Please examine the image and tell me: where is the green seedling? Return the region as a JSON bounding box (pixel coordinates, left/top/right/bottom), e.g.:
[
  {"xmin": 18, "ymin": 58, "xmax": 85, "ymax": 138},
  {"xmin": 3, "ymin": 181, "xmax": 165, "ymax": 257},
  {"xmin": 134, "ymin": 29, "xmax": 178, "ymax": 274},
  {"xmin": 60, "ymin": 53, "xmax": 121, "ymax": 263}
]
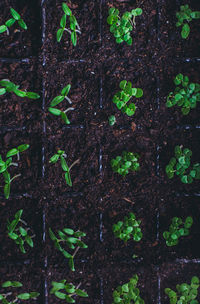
[
  {"xmin": 50, "ymin": 280, "xmax": 88, "ymax": 303},
  {"xmin": 57, "ymin": 2, "xmax": 81, "ymax": 46},
  {"xmin": 7, "ymin": 209, "xmax": 35, "ymax": 254},
  {"xmin": 165, "ymin": 276, "xmax": 199, "ymax": 304},
  {"xmin": 0, "ymin": 80, "xmax": 40, "ymax": 99},
  {"xmin": 113, "ymin": 81, "xmax": 143, "ymax": 116},
  {"xmin": 109, "ymin": 115, "xmax": 116, "ymax": 126},
  {"xmin": 49, "ymin": 227, "xmax": 87, "ymax": 271},
  {"xmin": 49, "ymin": 150, "xmax": 79, "ymax": 187},
  {"xmin": 112, "ymin": 274, "xmax": 144, "ymax": 304},
  {"xmin": 113, "ymin": 212, "xmax": 143, "ymax": 243},
  {"xmin": 163, "ymin": 216, "xmax": 193, "ymax": 247},
  {"xmin": 107, "ymin": 7, "xmax": 143, "ymax": 45},
  {"xmin": 0, "ymin": 281, "xmax": 39, "ymax": 303},
  {"xmin": 111, "ymin": 151, "xmax": 140, "ymax": 176},
  {"xmin": 0, "ymin": 144, "xmax": 29, "ymax": 199},
  {"xmin": 165, "ymin": 145, "xmax": 200, "ymax": 184},
  {"xmin": 176, "ymin": 5, "xmax": 200, "ymax": 39},
  {"xmin": 166, "ymin": 74, "xmax": 200, "ymax": 115},
  {"xmin": 48, "ymin": 84, "xmax": 74, "ymax": 125},
  {"xmin": 0, "ymin": 8, "xmax": 27, "ymax": 35}
]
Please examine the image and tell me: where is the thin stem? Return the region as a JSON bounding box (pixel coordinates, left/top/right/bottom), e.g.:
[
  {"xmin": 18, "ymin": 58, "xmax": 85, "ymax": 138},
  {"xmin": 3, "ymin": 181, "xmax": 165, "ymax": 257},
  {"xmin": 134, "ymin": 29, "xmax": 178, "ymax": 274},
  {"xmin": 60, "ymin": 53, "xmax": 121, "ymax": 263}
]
[
  {"xmin": 69, "ymin": 159, "xmax": 80, "ymax": 171},
  {"xmin": 10, "ymin": 173, "xmax": 21, "ymax": 182},
  {"xmin": 72, "ymin": 246, "xmax": 80, "ymax": 258},
  {"xmin": 19, "ymin": 219, "xmax": 27, "ymax": 226},
  {"xmin": 6, "ymin": 28, "xmax": 9, "ymax": 35},
  {"xmin": 75, "ymin": 29, "xmax": 81, "ymax": 34},
  {"xmin": 64, "ymin": 107, "xmax": 74, "ymax": 113},
  {"xmin": 17, "ymin": 152, "xmax": 20, "ymax": 161},
  {"xmin": 65, "ymin": 96, "xmax": 72, "ymax": 104},
  {"xmin": 64, "ymin": 27, "xmax": 72, "ymax": 34},
  {"xmin": 10, "ymin": 162, "xmax": 18, "ymax": 167}
]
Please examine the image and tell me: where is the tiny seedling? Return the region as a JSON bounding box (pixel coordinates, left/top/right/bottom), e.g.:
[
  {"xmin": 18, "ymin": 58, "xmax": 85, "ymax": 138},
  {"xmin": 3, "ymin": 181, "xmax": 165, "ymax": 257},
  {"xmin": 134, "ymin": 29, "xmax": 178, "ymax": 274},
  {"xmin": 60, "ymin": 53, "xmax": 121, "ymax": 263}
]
[
  {"xmin": 7, "ymin": 209, "xmax": 35, "ymax": 253},
  {"xmin": 0, "ymin": 281, "xmax": 40, "ymax": 303},
  {"xmin": 112, "ymin": 81, "xmax": 143, "ymax": 116},
  {"xmin": 111, "ymin": 151, "xmax": 140, "ymax": 176},
  {"xmin": 113, "ymin": 212, "xmax": 143, "ymax": 242},
  {"xmin": 49, "ymin": 150, "xmax": 79, "ymax": 187},
  {"xmin": 0, "ymin": 79, "xmax": 40, "ymax": 99},
  {"xmin": 49, "ymin": 227, "xmax": 87, "ymax": 271},
  {"xmin": 165, "ymin": 276, "xmax": 199, "ymax": 304},
  {"xmin": 165, "ymin": 145, "xmax": 200, "ymax": 184},
  {"xmin": 48, "ymin": 84, "xmax": 74, "ymax": 125},
  {"xmin": 108, "ymin": 115, "xmax": 116, "ymax": 126},
  {"xmin": 112, "ymin": 274, "xmax": 144, "ymax": 304},
  {"xmin": 163, "ymin": 216, "xmax": 193, "ymax": 246},
  {"xmin": 176, "ymin": 5, "xmax": 200, "ymax": 39},
  {"xmin": 0, "ymin": 8, "xmax": 27, "ymax": 35},
  {"xmin": 0, "ymin": 144, "xmax": 29, "ymax": 199},
  {"xmin": 166, "ymin": 74, "xmax": 200, "ymax": 115},
  {"xmin": 107, "ymin": 7, "xmax": 143, "ymax": 45},
  {"xmin": 50, "ymin": 280, "xmax": 88, "ymax": 303},
  {"xmin": 57, "ymin": 2, "xmax": 81, "ymax": 46}
]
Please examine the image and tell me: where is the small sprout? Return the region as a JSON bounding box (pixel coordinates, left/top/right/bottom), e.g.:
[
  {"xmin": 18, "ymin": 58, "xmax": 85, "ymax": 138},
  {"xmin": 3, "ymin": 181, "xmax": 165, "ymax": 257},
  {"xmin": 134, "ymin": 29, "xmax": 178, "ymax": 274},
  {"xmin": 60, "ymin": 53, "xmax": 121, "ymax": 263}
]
[
  {"xmin": 0, "ymin": 144, "xmax": 29, "ymax": 199},
  {"xmin": 48, "ymin": 84, "xmax": 74, "ymax": 125},
  {"xmin": 108, "ymin": 115, "xmax": 116, "ymax": 126},
  {"xmin": 0, "ymin": 281, "xmax": 39, "ymax": 303},
  {"xmin": 165, "ymin": 276, "xmax": 199, "ymax": 304},
  {"xmin": 176, "ymin": 5, "xmax": 200, "ymax": 39},
  {"xmin": 49, "ymin": 150, "xmax": 79, "ymax": 187},
  {"xmin": 107, "ymin": 7, "xmax": 143, "ymax": 45},
  {"xmin": 49, "ymin": 227, "xmax": 87, "ymax": 271},
  {"xmin": 113, "ymin": 212, "xmax": 143, "ymax": 243},
  {"xmin": 7, "ymin": 209, "xmax": 35, "ymax": 253},
  {"xmin": 166, "ymin": 73, "xmax": 200, "ymax": 115},
  {"xmin": 112, "ymin": 81, "xmax": 143, "ymax": 117},
  {"xmin": 57, "ymin": 2, "xmax": 81, "ymax": 46},
  {"xmin": 0, "ymin": 8, "xmax": 27, "ymax": 35},
  {"xmin": 163, "ymin": 216, "xmax": 193, "ymax": 246},
  {"xmin": 165, "ymin": 145, "xmax": 200, "ymax": 184},
  {"xmin": 0, "ymin": 79, "xmax": 40, "ymax": 99},
  {"xmin": 50, "ymin": 280, "xmax": 88, "ymax": 303},
  {"xmin": 112, "ymin": 274, "xmax": 144, "ymax": 304},
  {"xmin": 111, "ymin": 151, "xmax": 140, "ymax": 176}
]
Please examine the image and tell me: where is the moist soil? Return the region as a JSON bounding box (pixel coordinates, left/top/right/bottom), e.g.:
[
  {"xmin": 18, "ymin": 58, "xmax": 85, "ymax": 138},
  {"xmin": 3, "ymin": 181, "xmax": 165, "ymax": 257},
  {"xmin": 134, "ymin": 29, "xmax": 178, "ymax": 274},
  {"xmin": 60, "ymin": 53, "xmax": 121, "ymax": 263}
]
[{"xmin": 0, "ymin": 0, "xmax": 200, "ymax": 303}]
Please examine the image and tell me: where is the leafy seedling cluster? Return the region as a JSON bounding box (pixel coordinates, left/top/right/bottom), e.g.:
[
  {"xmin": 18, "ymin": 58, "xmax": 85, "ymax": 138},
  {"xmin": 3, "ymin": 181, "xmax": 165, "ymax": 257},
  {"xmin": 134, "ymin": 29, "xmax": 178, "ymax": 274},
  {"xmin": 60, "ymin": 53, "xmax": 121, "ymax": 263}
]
[
  {"xmin": 7, "ymin": 209, "xmax": 34, "ymax": 253},
  {"xmin": 107, "ymin": 7, "xmax": 143, "ymax": 45},
  {"xmin": 0, "ymin": 8, "xmax": 27, "ymax": 35},
  {"xmin": 0, "ymin": 281, "xmax": 40, "ymax": 303},
  {"xmin": 166, "ymin": 145, "xmax": 200, "ymax": 184},
  {"xmin": 48, "ymin": 84, "xmax": 74, "ymax": 125},
  {"xmin": 57, "ymin": 2, "xmax": 81, "ymax": 46},
  {"xmin": 111, "ymin": 151, "xmax": 140, "ymax": 176},
  {"xmin": 113, "ymin": 212, "xmax": 143, "ymax": 243},
  {"xmin": 0, "ymin": 80, "xmax": 40, "ymax": 99},
  {"xmin": 163, "ymin": 216, "xmax": 193, "ymax": 247},
  {"xmin": 50, "ymin": 280, "xmax": 88, "ymax": 303},
  {"xmin": 49, "ymin": 227, "xmax": 87, "ymax": 271},
  {"xmin": 112, "ymin": 81, "xmax": 143, "ymax": 116},
  {"xmin": 176, "ymin": 5, "xmax": 200, "ymax": 39},
  {"xmin": 165, "ymin": 276, "xmax": 199, "ymax": 304},
  {"xmin": 166, "ymin": 74, "xmax": 200, "ymax": 115},
  {"xmin": 112, "ymin": 274, "xmax": 144, "ymax": 304},
  {"xmin": 0, "ymin": 144, "xmax": 29, "ymax": 199}
]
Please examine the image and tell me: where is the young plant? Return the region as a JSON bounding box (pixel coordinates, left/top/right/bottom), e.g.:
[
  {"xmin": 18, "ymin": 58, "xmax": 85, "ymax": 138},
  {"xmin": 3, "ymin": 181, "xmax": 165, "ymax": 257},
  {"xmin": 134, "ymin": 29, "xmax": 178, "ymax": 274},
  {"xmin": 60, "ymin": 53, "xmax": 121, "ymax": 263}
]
[
  {"xmin": 0, "ymin": 144, "xmax": 29, "ymax": 199},
  {"xmin": 50, "ymin": 280, "xmax": 88, "ymax": 303},
  {"xmin": 57, "ymin": 3, "xmax": 81, "ymax": 46},
  {"xmin": 7, "ymin": 209, "xmax": 34, "ymax": 254},
  {"xmin": 49, "ymin": 227, "xmax": 87, "ymax": 271},
  {"xmin": 165, "ymin": 145, "xmax": 200, "ymax": 184},
  {"xmin": 112, "ymin": 274, "xmax": 144, "ymax": 304},
  {"xmin": 0, "ymin": 80, "xmax": 40, "ymax": 99},
  {"xmin": 0, "ymin": 8, "xmax": 27, "ymax": 35},
  {"xmin": 113, "ymin": 212, "xmax": 143, "ymax": 243},
  {"xmin": 107, "ymin": 7, "xmax": 143, "ymax": 45},
  {"xmin": 111, "ymin": 151, "xmax": 140, "ymax": 176},
  {"xmin": 165, "ymin": 276, "xmax": 199, "ymax": 304},
  {"xmin": 0, "ymin": 281, "xmax": 39, "ymax": 303},
  {"xmin": 48, "ymin": 84, "xmax": 74, "ymax": 125},
  {"xmin": 108, "ymin": 115, "xmax": 116, "ymax": 126},
  {"xmin": 163, "ymin": 216, "xmax": 193, "ymax": 247},
  {"xmin": 166, "ymin": 74, "xmax": 200, "ymax": 115},
  {"xmin": 112, "ymin": 81, "xmax": 143, "ymax": 116},
  {"xmin": 49, "ymin": 150, "xmax": 79, "ymax": 187},
  {"xmin": 176, "ymin": 5, "xmax": 200, "ymax": 39}
]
